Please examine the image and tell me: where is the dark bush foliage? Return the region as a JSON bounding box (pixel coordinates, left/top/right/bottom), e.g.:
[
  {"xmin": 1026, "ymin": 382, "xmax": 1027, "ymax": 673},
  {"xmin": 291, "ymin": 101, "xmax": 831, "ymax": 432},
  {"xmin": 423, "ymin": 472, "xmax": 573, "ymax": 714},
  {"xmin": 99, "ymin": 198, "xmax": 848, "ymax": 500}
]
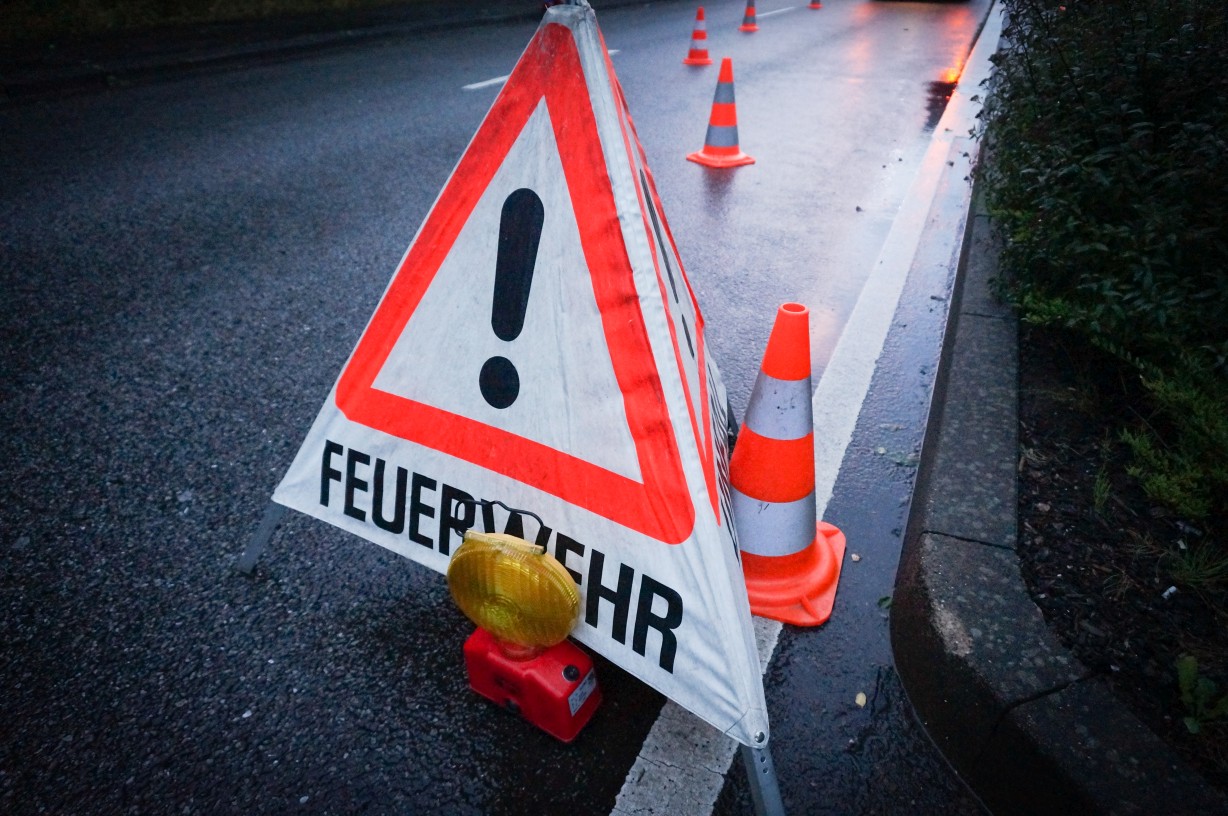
[{"xmin": 979, "ymin": 0, "xmax": 1228, "ymax": 528}]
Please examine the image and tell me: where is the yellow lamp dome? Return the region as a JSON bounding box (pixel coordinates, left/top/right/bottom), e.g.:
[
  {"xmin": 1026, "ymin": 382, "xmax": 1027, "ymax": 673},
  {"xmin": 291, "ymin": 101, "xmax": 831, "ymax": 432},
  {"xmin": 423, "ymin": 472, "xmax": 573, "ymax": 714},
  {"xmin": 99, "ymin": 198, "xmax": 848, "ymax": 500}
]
[{"xmin": 447, "ymin": 530, "xmax": 580, "ymax": 649}]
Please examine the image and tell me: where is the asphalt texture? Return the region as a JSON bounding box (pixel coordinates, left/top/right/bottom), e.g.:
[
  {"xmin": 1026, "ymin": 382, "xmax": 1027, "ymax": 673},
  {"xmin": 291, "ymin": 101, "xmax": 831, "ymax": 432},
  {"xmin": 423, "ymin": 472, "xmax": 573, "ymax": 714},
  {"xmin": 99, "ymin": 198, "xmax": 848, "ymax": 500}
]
[
  {"xmin": 0, "ymin": 1, "xmax": 556, "ymax": 101},
  {"xmin": 6, "ymin": 1, "xmax": 1223, "ymax": 814},
  {"xmin": 2, "ymin": 5, "xmax": 667, "ymax": 814}
]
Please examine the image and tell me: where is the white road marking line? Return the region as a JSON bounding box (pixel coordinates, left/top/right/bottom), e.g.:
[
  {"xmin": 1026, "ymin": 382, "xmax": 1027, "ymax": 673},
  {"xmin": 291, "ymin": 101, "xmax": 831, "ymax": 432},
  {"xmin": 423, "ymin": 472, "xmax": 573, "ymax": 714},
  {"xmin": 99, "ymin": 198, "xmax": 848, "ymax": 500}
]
[
  {"xmin": 463, "ymin": 51, "xmax": 617, "ymax": 91},
  {"xmin": 612, "ymin": 616, "xmax": 781, "ymax": 816},
  {"xmin": 463, "ymin": 75, "xmax": 510, "ymax": 91},
  {"xmin": 814, "ymin": 0, "xmax": 1002, "ymax": 519},
  {"xmin": 611, "ymin": 3, "xmax": 1004, "ymax": 814},
  {"xmin": 756, "ymin": 7, "xmax": 798, "ymax": 18}
]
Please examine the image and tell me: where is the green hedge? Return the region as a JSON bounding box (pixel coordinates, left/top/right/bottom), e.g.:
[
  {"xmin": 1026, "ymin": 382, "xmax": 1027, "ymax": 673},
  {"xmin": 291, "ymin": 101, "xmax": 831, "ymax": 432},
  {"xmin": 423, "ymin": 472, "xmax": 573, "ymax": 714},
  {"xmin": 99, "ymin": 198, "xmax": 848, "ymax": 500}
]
[{"xmin": 979, "ymin": 0, "xmax": 1228, "ymax": 527}]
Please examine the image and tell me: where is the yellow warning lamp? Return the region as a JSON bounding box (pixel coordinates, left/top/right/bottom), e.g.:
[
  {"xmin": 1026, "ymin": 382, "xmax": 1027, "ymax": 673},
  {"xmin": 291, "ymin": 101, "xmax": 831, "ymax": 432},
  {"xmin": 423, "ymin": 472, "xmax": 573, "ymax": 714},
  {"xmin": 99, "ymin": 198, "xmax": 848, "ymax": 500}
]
[
  {"xmin": 449, "ymin": 531, "xmax": 579, "ymax": 654},
  {"xmin": 447, "ymin": 530, "xmax": 602, "ymax": 742}
]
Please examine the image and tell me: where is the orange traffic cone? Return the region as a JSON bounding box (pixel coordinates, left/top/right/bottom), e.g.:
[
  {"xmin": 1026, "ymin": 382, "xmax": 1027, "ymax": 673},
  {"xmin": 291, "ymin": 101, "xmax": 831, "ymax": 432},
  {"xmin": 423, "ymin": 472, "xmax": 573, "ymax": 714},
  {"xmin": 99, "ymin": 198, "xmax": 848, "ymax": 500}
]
[
  {"xmin": 686, "ymin": 58, "xmax": 755, "ymax": 168},
  {"xmin": 729, "ymin": 303, "xmax": 845, "ymax": 626},
  {"xmin": 683, "ymin": 7, "xmax": 713, "ymax": 66},
  {"xmin": 809, "ymin": 0, "xmax": 822, "ymax": 9},
  {"xmin": 739, "ymin": 0, "xmax": 759, "ymax": 32}
]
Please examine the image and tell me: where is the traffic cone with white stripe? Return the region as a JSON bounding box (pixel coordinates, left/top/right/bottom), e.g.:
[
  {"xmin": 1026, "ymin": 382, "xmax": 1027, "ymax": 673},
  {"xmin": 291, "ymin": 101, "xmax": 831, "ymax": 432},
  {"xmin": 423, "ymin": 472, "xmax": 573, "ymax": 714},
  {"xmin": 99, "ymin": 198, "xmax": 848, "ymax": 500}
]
[
  {"xmin": 739, "ymin": 0, "xmax": 759, "ymax": 32},
  {"xmin": 683, "ymin": 7, "xmax": 713, "ymax": 66},
  {"xmin": 730, "ymin": 303, "xmax": 845, "ymax": 626},
  {"xmin": 686, "ymin": 58, "xmax": 755, "ymax": 169}
]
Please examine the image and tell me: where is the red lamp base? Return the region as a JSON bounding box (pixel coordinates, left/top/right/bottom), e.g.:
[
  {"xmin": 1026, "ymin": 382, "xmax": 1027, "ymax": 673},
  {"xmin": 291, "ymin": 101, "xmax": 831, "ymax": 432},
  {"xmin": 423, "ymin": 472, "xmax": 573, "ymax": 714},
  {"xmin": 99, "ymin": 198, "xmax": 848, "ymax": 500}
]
[{"xmin": 462, "ymin": 627, "xmax": 602, "ymax": 743}]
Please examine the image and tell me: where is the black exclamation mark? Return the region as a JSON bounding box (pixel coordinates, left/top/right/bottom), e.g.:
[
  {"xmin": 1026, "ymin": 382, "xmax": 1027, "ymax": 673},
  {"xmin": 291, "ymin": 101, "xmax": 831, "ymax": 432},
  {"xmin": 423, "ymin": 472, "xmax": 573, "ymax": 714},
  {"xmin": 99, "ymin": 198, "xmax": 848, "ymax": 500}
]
[{"xmin": 480, "ymin": 188, "xmax": 544, "ymax": 409}]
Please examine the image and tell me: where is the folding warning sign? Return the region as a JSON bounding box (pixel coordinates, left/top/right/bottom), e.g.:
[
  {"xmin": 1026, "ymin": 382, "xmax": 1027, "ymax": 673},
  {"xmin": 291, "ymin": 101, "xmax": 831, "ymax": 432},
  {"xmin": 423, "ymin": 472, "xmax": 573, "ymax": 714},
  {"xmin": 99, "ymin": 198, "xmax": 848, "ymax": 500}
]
[{"xmin": 270, "ymin": 2, "xmax": 768, "ymax": 745}]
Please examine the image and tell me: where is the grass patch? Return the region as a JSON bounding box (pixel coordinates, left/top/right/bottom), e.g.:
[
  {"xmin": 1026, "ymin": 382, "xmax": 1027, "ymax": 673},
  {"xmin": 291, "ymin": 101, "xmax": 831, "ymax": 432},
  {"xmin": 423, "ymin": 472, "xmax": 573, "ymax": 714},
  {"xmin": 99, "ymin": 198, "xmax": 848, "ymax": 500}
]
[
  {"xmin": 1179, "ymin": 654, "xmax": 1228, "ymax": 735},
  {"xmin": 1169, "ymin": 543, "xmax": 1228, "ymax": 591}
]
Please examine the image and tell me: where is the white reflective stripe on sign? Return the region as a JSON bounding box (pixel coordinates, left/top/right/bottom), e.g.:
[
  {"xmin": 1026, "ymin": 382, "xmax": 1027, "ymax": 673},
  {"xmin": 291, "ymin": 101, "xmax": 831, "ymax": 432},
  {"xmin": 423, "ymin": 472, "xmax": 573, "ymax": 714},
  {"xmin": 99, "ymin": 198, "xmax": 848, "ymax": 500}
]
[
  {"xmin": 730, "ymin": 487, "xmax": 816, "ymax": 557},
  {"xmin": 742, "ymin": 372, "xmax": 813, "ymax": 441}
]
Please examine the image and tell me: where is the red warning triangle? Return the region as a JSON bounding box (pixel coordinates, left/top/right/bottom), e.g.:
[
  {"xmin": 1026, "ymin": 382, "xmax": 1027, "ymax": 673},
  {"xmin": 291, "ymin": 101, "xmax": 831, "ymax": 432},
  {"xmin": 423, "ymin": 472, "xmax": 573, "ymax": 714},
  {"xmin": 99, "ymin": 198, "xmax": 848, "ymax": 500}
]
[
  {"xmin": 333, "ymin": 21, "xmax": 694, "ymax": 544},
  {"xmin": 608, "ymin": 67, "xmax": 722, "ymax": 522}
]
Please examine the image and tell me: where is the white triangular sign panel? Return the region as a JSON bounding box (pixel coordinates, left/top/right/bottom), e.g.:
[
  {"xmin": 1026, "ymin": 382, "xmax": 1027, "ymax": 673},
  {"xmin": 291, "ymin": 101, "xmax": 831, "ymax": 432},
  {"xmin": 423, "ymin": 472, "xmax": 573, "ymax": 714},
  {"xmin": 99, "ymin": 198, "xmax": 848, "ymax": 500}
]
[{"xmin": 271, "ymin": 3, "xmax": 768, "ymax": 746}]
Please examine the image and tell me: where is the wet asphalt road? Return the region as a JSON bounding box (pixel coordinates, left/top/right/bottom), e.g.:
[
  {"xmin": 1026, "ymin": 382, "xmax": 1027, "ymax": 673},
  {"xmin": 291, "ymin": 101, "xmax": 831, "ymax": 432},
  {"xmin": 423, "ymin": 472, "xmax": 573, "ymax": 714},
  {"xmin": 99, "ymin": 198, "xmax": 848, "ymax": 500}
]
[{"xmin": 3, "ymin": 1, "xmax": 991, "ymax": 813}]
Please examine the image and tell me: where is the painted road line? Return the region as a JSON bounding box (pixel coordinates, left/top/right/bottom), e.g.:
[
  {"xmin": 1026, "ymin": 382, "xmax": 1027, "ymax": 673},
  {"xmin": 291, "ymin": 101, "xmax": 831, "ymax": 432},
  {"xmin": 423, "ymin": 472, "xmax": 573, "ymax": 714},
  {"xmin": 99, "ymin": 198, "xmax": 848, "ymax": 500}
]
[
  {"xmin": 611, "ymin": 617, "xmax": 782, "ymax": 815},
  {"xmin": 814, "ymin": 0, "xmax": 1001, "ymax": 517},
  {"xmin": 464, "ymin": 51, "xmax": 618, "ymax": 91},
  {"xmin": 463, "ymin": 75, "xmax": 509, "ymax": 91},
  {"xmin": 611, "ymin": 2, "xmax": 1003, "ymax": 814},
  {"xmin": 756, "ymin": 7, "xmax": 798, "ymax": 18}
]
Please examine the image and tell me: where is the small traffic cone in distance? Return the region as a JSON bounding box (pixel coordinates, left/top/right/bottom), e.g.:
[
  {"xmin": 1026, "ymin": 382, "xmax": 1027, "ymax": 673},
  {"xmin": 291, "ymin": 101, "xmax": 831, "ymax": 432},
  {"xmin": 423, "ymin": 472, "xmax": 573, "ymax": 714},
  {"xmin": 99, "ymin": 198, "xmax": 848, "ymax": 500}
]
[
  {"xmin": 809, "ymin": 0, "xmax": 822, "ymax": 9},
  {"xmin": 729, "ymin": 303, "xmax": 845, "ymax": 626},
  {"xmin": 739, "ymin": 0, "xmax": 759, "ymax": 32},
  {"xmin": 683, "ymin": 7, "xmax": 713, "ymax": 66},
  {"xmin": 686, "ymin": 58, "xmax": 755, "ymax": 168}
]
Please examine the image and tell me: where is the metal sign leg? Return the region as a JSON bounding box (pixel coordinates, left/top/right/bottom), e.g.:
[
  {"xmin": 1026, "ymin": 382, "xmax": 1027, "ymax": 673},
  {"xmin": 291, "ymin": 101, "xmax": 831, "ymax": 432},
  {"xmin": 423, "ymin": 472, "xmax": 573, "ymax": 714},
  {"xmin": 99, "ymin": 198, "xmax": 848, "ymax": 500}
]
[
  {"xmin": 237, "ymin": 501, "xmax": 287, "ymax": 574},
  {"xmin": 741, "ymin": 741, "xmax": 786, "ymax": 816}
]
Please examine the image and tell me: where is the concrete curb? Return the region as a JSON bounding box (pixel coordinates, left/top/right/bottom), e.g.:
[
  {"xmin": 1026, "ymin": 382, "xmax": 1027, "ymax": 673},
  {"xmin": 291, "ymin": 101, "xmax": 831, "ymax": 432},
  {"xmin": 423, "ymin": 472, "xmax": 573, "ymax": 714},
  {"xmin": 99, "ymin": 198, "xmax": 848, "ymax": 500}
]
[{"xmin": 892, "ymin": 186, "xmax": 1228, "ymax": 814}]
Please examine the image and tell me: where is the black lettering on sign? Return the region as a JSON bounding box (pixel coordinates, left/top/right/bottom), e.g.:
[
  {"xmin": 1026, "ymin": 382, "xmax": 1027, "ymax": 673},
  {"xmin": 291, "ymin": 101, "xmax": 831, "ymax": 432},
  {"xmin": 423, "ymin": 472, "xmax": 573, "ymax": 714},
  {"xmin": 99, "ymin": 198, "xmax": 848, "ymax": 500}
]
[
  {"xmin": 580, "ymin": 544, "xmax": 684, "ymax": 673},
  {"xmin": 640, "ymin": 170, "xmax": 694, "ymax": 360},
  {"xmin": 634, "ymin": 576, "xmax": 683, "ymax": 673},
  {"xmin": 585, "ymin": 549, "xmax": 634, "ymax": 645},
  {"xmin": 314, "ymin": 441, "xmax": 688, "ymax": 672},
  {"xmin": 344, "ymin": 448, "xmax": 370, "ymax": 521},
  {"xmin": 438, "ymin": 483, "xmax": 474, "ymax": 556},
  {"xmin": 483, "ymin": 506, "xmax": 552, "ymax": 550},
  {"xmin": 372, "ymin": 459, "xmax": 408, "ymax": 534},
  {"xmin": 408, "ymin": 472, "xmax": 437, "ymax": 548},
  {"xmin": 321, "ymin": 440, "xmax": 344, "ymax": 506},
  {"xmin": 554, "ymin": 533, "xmax": 585, "ymax": 585},
  {"xmin": 479, "ymin": 502, "xmax": 550, "ymax": 550},
  {"xmin": 708, "ymin": 361, "xmax": 739, "ymax": 552}
]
